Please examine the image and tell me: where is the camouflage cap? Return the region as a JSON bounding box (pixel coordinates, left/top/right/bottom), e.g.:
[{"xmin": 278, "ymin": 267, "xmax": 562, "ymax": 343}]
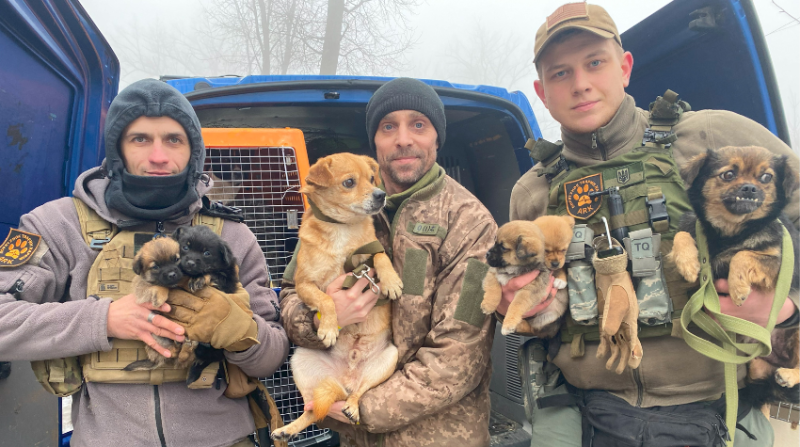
[{"xmin": 533, "ymin": 2, "xmax": 621, "ymax": 63}]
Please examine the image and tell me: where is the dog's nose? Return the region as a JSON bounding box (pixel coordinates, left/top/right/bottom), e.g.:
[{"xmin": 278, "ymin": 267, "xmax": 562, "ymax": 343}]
[
  {"xmin": 739, "ymin": 184, "xmax": 757, "ymax": 194},
  {"xmin": 186, "ymin": 260, "xmax": 196, "ymax": 269},
  {"xmin": 373, "ymin": 190, "xmax": 386, "ymax": 202},
  {"xmin": 167, "ymin": 271, "xmax": 178, "ymax": 281},
  {"xmin": 551, "ymin": 261, "xmax": 560, "ymax": 268}
]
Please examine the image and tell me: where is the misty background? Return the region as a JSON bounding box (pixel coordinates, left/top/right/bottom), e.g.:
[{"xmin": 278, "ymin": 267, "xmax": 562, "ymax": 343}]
[{"xmin": 79, "ymin": 0, "xmax": 800, "ymax": 150}]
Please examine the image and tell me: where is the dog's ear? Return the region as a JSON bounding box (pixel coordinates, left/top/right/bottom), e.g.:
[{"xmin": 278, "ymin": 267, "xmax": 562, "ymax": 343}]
[
  {"xmin": 133, "ymin": 257, "xmax": 144, "ymax": 275},
  {"xmin": 561, "ymin": 215, "xmax": 576, "ymax": 228},
  {"xmin": 365, "ymin": 157, "xmax": 380, "ymax": 176},
  {"xmin": 515, "ymin": 235, "xmax": 539, "ymax": 260},
  {"xmin": 776, "ymin": 155, "xmax": 800, "ymax": 197},
  {"xmin": 305, "ymin": 157, "xmax": 334, "ymax": 188},
  {"xmin": 172, "ymin": 226, "xmax": 185, "ymax": 241},
  {"xmin": 681, "ymin": 149, "xmax": 713, "ymax": 188},
  {"xmin": 219, "ymin": 242, "xmax": 234, "ymax": 268}
]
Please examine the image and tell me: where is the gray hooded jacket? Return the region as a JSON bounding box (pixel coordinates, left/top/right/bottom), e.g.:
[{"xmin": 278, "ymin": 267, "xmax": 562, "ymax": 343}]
[{"xmin": 0, "ymin": 80, "xmax": 289, "ymax": 447}]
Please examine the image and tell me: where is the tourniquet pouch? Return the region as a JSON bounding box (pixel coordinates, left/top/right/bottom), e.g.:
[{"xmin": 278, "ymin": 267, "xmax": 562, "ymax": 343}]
[
  {"xmin": 566, "ymin": 224, "xmax": 598, "ymax": 325},
  {"xmin": 580, "ymin": 390, "xmax": 730, "ymax": 447},
  {"xmin": 624, "ymin": 228, "xmax": 672, "ymax": 326}
]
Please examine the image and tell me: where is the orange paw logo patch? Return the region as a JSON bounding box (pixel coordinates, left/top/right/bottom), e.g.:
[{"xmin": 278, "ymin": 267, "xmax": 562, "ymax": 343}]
[
  {"xmin": 0, "ymin": 229, "xmax": 41, "ymax": 267},
  {"xmin": 565, "ymin": 174, "xmax": 603, "ymax": 219}
]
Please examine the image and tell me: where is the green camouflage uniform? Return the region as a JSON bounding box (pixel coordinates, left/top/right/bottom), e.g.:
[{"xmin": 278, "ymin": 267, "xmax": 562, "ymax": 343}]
[{"xmin": 281, "ymin": 164, "xmax": 497, "ymax": 447}]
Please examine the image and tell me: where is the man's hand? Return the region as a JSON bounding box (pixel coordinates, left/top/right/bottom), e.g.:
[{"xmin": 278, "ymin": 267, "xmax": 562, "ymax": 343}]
[
  {"xmin": 314, "ymin": 273, "xmax": 381, "ymax": 329},
  {"xmin": 107, "ymin": 293, "xmax": 185, "ymax": 358},
  {"xmin": 496, "ymin": 270, "xmax": 556, "ymax": 317},
  {"xmin": 166, "ymin": 285, "xmax": 259, "ymax": 352},
  {"xmin": 303, "ymin": 400, "xmax": 353, "ymax": 424},
  {"xmin": 714, "ymin": 279, "xmax": 796, "ymax": 327}
]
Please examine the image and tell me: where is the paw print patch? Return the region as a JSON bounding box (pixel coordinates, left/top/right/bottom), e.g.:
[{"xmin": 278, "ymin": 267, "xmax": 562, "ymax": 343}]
[
  {"xmin": 0, "ymin": 229, "xmax": 41, "ymax": 267},
  {"xmin": 564, "ymin": 173, "xmax": 603, "ymax": 219}
]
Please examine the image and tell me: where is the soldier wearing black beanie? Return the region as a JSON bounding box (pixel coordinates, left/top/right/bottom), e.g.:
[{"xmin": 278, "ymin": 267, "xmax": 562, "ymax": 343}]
[{"xmin": 365, "ymin": 77, "xmax": 446, "ymax": 152}]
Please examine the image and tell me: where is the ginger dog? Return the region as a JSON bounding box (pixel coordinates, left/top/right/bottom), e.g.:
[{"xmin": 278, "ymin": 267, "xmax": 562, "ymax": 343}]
[
  {"xmin": 272, "ymin": 153, "xmax": 403, "ymax": 440},
  {"xmin": 481, "ymin": 220, "xmax": 553, "ymax": 335}
]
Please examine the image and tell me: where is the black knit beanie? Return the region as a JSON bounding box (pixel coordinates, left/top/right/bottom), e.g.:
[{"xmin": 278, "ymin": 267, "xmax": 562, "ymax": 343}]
[{"xmin": 365, "ymin": 78, "xmax": 446, "ymax": 152}]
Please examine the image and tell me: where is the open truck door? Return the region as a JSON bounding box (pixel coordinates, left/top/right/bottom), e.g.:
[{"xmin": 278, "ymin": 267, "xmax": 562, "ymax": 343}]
[{"xmin": 0, "ymin": 0, "xmax": 118, "ymax": 446}]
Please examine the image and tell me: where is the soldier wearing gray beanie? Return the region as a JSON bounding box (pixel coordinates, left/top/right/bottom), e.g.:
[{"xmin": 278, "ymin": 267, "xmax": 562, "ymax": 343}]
[{"xmin": 365, "ymin": 77, "xmax": 446, "ymax": 152}]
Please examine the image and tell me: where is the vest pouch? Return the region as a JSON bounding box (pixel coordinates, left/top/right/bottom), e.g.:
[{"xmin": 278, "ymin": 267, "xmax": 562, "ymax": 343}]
[
  {"xmin": 567, "ymin": 261, "xmax": 598, "ymax": 325},
  {"xmin": 30, "ymin": 357, "xmax": 83, "ymax": 397},
  {"xmin": 81, "ymin": 339, "xmax": 188, "ymax": 385},
  {"xmin": 624, "ymin": 229, "xmax": 672, "ymax": 326}
]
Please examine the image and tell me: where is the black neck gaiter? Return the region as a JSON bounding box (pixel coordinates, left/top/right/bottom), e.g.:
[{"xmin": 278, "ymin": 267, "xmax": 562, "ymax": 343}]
[{"xmin": 105, "ymin": 168, "xmax": 199, "ymax": 221}]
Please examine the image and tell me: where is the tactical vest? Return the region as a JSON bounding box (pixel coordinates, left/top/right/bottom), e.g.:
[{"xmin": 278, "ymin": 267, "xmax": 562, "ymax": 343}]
[
  {"xmin": 30, "ymin": 198, "xmax": 224, "ymax": 396},
  {"xmin": 532, "ymin": 90, "xmax": 695, "ymax": 357}
]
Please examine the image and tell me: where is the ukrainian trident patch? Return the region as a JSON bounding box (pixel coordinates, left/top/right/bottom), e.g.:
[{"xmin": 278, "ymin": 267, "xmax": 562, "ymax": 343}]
[
  {"xmin": 0, "ymin": 229, "xmax": 41, "ymax": 267},
  {"xmin": 564, "ymin": 173, "xmax": 603, "ymax": 220}
]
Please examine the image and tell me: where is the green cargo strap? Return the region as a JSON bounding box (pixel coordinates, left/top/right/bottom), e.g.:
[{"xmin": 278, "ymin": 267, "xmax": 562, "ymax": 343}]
[
  {"xmin": 342, "ymin": 241, "xmax": 389, "ymax": 306},
  {"xmin": 73, "ymin": 197, "xmax": 117, "ymax": 248},
  {"xmin": 680, "ymin": 221, "xmax": 793, "ymax": 447},
  {"xmin": 609, "ymin": 209, "xmax": 649, "ymax": 230}
]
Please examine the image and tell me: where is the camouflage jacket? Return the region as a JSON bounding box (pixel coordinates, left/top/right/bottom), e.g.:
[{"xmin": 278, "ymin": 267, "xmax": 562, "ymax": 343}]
[
  {"xmin": 509, "ymin": 94, "xmax": 800, "ymax": 408},
  {"xmin": 281, "ymin": 165, "xmax": 498, "ymax": 446}
]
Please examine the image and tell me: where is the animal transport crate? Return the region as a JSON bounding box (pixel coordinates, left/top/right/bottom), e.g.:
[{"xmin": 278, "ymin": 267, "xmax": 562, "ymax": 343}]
[{"xmin": 201, "ymin": 128, "xmax": 334, "ymax": 447}]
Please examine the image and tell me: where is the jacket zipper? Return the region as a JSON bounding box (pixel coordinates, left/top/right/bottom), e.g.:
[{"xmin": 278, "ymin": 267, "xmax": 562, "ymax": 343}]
[
  {"xmin": 153, "ymin": 385, "xmax": 167, "ymax": 447},
  {"xmin": 592, "ymin": 132, "xmax": 607, "ymax": 161},
  {"xmin": 633, "ymin": 368, "xmax": 643, "ymax": 407}
]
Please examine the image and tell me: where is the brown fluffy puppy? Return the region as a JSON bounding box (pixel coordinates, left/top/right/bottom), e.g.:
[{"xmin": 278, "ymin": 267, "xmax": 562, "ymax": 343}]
[
  {"xmin": 272, "ymin": 153, "xmax": 403, "ymax": 440},
  {"xmin": 481, "ymin": 220, "xmax": 553, "ymax": 335},
  {"xmin": 670, "ymin": 145, "xmax": 800, "ymax": 410},
  {"xmin": 125, "ymin": 237, "xmax": 199, "ymax": 371}
]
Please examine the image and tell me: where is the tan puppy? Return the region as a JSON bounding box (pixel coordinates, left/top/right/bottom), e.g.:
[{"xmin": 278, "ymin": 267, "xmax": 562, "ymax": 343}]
[
  {"xmin": 480, "ymin": 220, "xmax": 553, "ymax": 335},
  {"xmin": 272, "ymin": 153, "xmax": 403, "ymax": 440}
]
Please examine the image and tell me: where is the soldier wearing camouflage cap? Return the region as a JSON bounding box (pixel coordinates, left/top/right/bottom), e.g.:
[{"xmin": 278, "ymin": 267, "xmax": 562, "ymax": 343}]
[
  {"xmin": 499, "ymin": 3, "xmax": 799, "ymax": 447},
  {"xmin": 280, "ymin": 77, "xmax": 498, "ymax": 446}
]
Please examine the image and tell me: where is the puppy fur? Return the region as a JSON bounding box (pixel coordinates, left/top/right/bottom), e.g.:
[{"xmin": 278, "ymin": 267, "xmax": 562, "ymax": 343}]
[
  {"xmin": 174, "ymin": 225, "xmax": 239, "ymax": 294},
  {"xmin": 481, "ymin": 220, "xmax": 554, "ymax": 336},
  {"xmin": 671, "ymin": 145, "xmax": 800, "ymax": 411},
  {"xmin": 272, "ymin": 153, "xmax": 403, "ymax": 440}
]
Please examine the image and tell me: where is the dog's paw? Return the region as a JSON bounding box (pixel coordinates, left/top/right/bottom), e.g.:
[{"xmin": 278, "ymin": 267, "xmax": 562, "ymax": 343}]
[
  {"xmin": 381, "ymin": 273, "xmax": 404, "ymax": 300},
  {"xmin": 553, "ymin": 278, "xmax": 567, "ymax": 290},
  {"xmin": 501, "ymin": 320, "xmax": 519, "ymax": 336},
  {"xmin": 775, "ymin": 368, "xmax": 799, "ymax": 387},
  {"xmin": 342, "ymin": 402, "xmax": 360, "ymax": 424},
  {"xmin": 188, "ymin": 276, "xmax": 208, "ymax": 293},
  {"xmin": 271, "ymin": 427, "xmax": 295, "ymax": 442},
  {"xmin": 480, "ymin": 299, "xmax": 499, "ymax": 315},
  {"xmin": 317, "ymin": 325, "xmax": 339, "ymax": 348},
  {"xmin": 727, "ymin": 278, "xmax": 750, "ymax": 306}
]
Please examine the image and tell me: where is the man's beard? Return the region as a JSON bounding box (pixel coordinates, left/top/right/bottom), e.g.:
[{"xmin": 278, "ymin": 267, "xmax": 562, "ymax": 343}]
[{"xmin": 382, "ymin": 148, "xmax": 430, "ymax": 188}]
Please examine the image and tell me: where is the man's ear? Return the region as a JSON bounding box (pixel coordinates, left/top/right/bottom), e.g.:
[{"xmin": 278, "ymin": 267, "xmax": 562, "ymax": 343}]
[
  {"xmin": 534, "ymin": 80, "xmax": 548, "ymax": 109},
  {"xmin": 305, "ymin": 157, "xmax": 334, "ymax": 187},
  {"xmin": 621, "ymin": 51, "xmax": 634, "ymax": 88},
  {"xmin": 680, "ymin": 150, "xmax": 712, "ymax": 188}
]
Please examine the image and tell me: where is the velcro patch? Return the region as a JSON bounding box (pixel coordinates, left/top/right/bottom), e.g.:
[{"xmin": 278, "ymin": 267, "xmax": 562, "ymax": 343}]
[
  {"xmin": 547, "ymin": 2, "xmax": 589, "ymax": 30},
  {"xmin": 408, "ymin": 222, "xmax": 447, "ymax": 239},
  {"xmin": 0, "ymin": 229, "xmax": 42, "ymax": 268},
  {"xmin": 454, "ymin": 258, "xmax": 490, "ymax": 327},
  {"xmin": 564, "ymin": 173, "xmax": 603, "ymax": 220}
]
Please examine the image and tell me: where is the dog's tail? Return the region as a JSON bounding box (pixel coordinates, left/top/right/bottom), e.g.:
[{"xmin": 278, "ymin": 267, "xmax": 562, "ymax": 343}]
[
  {"xmin": 312, "ymin": 377, "xmax": 348, "ymax": 422},
  {"xmin": 123, "ymin": 359, "xmax": 158, "ymax": 371}
]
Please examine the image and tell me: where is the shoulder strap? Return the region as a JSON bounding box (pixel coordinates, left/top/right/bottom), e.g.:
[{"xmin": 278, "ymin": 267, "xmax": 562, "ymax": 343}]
[
  {"xmin": 192, "ymin": 213, "xmax": 224, "ymax": 235},
  {"xmin": 643, "ymin": 89, "xmax": 691, "ymax": 148},
  {"xmin": 72, "ymin": 197, "xmax": 118, "ymax": 249}
]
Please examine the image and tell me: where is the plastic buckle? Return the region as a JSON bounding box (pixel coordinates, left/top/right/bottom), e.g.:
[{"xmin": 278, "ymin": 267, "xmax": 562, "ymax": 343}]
[
  {"xmin": 642, "ymin": 128, "xmax": 677, "ymax": 146},
  {"xmin": 352, "ymin": 265, "xmax": 380, "ymax": 295},
  {"xmin": 646, "ymin": 194, "xmax": 669, "ymax": 230},
  {"xmin": 89, "ymin": 238, "xmax": 111, "ymax": 250}
]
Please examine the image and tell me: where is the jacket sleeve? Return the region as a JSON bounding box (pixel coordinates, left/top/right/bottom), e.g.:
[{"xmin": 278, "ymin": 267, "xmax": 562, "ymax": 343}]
[
  {"xmin": 358, "ymin": 217, "xmax": 497, "ymax": 433},
  {"xmin": 0, "ymin": 202, "xmax": 113, "ymax": 361},
  {"xmin": 221, "ymin": 222, "xmax": 289, "ymax": 378},
  {"xmin": 509, "ymin": 167, "xmax": 547, "ymax": 222}
]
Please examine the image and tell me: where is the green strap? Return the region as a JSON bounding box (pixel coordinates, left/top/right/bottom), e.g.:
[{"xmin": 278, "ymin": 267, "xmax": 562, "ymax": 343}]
[
  {"xmin": 307, "ymin": 198, "xmax": 344, "ymax": 224},
  {"xmin": 680, "ymin": 222, "xmax": 793, "ymax": 446},
  {"xmin": 341, "ymin": 241, "xmax": 390, "ymax": 306}
]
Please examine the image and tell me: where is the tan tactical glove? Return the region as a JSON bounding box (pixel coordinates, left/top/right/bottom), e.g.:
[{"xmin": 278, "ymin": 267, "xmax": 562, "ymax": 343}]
[
  {"xmin": 166, "ymin": 284, "xmax": 260, "ymax": 352},
  {"xmin": 592, "ymin": 239, "xmax": 643, "ymax": 374}
]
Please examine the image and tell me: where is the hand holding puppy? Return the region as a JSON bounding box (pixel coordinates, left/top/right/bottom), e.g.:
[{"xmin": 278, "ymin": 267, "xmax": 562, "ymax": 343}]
[
  {"xmin": 166, "ymin": 284, "xmax": 259, "ymax": 352},
  {"xmin": 313, "ymin": 273, "xmax": 381, "ymax": 329}
]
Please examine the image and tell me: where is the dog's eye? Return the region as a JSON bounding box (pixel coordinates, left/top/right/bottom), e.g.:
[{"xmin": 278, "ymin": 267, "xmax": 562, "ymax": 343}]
[
  {"xmin": 152, "ymin": 265, "xmax": 160, "ymax": 271},
  {"xmin": 759, "ymin": 173, "xmax": 773, "ymax": 183},
  {"xmin": 203, "ymin": 250, "xmax": 211, "ymax": 257},
  {"xmin": 719, "ymin": 170, "xmax": 736, "ymax": 181},
  {"xmin": 370, "ymin": 176, "xmax": 375, "ymax": 184},
  {"xmin": 342, "ymin": 178, "xmax": 355, "ymax": 188},
  {"xmin": 501, "ymin": 246, "xmax": 510, "ymax": 253},
  {"xmin": 182, "ymin": 245, "xmax": 189, "ymax": 251}
]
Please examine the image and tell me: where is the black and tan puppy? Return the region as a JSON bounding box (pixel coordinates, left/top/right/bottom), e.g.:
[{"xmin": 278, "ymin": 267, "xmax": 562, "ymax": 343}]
[
  {"xmin": 126, "ymin": 237, "xmax": 199, "ymax": 372},
  {"xmin": 670, "ymin": 145, "xmax": 800, "ymax": 410},
  {"xmin": 173, "ymin": 225, "xmax": 239, "ymax": 294},
  {"xmin": 480, "ymin": 220, "xmax": 554, "ymax": 336}
]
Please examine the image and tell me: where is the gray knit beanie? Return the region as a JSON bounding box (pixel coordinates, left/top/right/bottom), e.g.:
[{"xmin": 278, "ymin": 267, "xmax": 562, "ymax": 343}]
[{"xmin": 365, "ymin": 78, "xmax": 446, "ymax": 151}]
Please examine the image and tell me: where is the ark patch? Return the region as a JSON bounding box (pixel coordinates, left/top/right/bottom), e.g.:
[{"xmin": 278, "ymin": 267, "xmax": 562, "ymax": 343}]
[
  {"xmin": 564, "ymin": 173, "xmax": 603, "ymax": 220},
  {"xmin": 0, "ymin": 229, "xmax": 42, "ymax": 268}
]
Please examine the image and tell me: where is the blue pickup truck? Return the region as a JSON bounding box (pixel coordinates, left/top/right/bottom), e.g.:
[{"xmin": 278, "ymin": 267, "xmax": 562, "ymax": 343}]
[{"xmin": 0, "ymin": 0, "xmax": 791, "ymax": 446}]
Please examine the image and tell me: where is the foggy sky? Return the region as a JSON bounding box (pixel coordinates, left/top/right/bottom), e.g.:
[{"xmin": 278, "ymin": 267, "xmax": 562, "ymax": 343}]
[{"xmin": 79, "ymin": 0, "xmax": 800, "ymax": 149}]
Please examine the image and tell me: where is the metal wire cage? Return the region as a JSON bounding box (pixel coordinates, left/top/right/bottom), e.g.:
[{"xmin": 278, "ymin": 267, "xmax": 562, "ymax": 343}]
[
  {"xmin": 202, "ymin": 129, "xmax": 332, "ymax": 447},
  {"xmin": 770, "ymin": 401, "xmax": 799, "ymax": 428}
]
